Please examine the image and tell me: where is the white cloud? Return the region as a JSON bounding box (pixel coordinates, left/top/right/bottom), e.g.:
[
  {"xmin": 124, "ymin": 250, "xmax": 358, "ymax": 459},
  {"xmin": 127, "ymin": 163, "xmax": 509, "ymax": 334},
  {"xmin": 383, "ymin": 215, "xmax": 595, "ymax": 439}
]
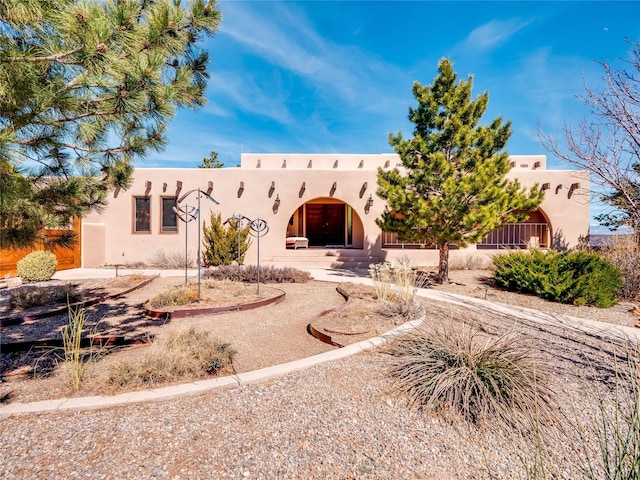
[
  {"xmin": 206, "ymin": 71, "xmax": 293, "ymax": 124},
  {"xmin": 217, "ymin": 1, "xmax": 407, "ymax": 113},
  {"xmin": 458, "ymin": 18, "xmax": 533, "ymax": 54}
]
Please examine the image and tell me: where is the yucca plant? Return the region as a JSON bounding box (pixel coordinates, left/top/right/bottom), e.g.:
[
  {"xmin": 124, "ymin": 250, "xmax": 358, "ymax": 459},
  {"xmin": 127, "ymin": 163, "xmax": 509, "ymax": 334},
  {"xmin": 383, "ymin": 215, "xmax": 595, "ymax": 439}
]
[
  {"xmin": 62, "ymin": 303, "xmax": 98, "ymax": 391},
  {"xmin": 383, "ymin": 321, "xmax": 555, "ymax": 430}
]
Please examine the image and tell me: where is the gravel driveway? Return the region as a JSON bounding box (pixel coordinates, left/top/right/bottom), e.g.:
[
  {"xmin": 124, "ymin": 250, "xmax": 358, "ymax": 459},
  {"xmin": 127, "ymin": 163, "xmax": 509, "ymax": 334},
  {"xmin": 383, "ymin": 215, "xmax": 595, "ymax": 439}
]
[{"xmin": 1, "ymin": 268, "xmax": 639, "ymax": 479}]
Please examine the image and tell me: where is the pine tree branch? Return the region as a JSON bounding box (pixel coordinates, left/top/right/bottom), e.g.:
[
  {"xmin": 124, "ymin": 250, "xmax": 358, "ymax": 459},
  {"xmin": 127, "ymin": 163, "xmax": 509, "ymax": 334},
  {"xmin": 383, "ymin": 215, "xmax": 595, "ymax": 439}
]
[
  {"xmin": 55, "ymin": 110, "xmax": 119, "ymax": 122},
  {"xmin": 4, "ymin": 47, "xmax": 83, "ymax": 63}
]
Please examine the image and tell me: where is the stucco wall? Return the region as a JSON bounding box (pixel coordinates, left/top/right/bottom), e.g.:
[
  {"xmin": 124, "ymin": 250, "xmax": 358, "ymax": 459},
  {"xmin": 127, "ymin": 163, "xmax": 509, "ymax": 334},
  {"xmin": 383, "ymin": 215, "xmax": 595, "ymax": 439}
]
[{"xmin": 81, "ymin": 154, "xmax": 589, "ymax": 268}]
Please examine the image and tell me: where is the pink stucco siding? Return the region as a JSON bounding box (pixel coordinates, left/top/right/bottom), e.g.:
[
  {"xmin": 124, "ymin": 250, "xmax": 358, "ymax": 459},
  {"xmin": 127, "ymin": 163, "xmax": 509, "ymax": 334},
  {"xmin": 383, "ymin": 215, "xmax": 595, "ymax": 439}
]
[{"xmin": 82, "ymin": 154, "xmax": 589, "ymax": 269}]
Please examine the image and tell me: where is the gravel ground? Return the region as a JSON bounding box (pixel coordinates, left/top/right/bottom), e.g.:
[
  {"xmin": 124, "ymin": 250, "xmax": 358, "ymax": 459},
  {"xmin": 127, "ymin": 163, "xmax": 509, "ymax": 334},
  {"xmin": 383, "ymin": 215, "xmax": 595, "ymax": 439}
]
[
  {"xmin": 434, "ymin": 269, "xmax": 639, "ymax": 328},
  {"xmin": 1, "ymin": 270, "xmax": 639, "ymax": 479},
  {"xmin": 0, "ymin": 349, "xmax": 539, "ymax": 480}
]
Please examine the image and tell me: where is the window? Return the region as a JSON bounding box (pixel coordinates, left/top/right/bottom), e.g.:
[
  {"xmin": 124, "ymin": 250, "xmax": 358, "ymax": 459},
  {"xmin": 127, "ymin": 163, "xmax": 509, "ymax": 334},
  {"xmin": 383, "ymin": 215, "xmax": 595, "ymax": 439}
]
[
  {"xmin": 134, "ymin": 196, "xmax": 151, "ymax": 233},
  {"xmin": 161, "ymin": 197, "xmax": 178, "ymax": 233}
]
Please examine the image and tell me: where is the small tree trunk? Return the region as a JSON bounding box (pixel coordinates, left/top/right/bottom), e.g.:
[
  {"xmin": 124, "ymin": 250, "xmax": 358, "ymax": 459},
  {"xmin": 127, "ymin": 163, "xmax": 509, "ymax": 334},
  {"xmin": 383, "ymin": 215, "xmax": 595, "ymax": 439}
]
[{"xmin": 438, "ymin": 241, "xmax": 450, "ymax": 284}]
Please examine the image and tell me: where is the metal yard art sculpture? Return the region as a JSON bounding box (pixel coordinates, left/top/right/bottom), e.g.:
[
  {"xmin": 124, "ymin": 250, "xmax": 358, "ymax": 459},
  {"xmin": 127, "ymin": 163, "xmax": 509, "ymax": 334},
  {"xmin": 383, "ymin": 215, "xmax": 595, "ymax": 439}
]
[
  {"xmin": 173, "ymin": 188, "xmax": 219, "ymax": 303},
  {"xmin": 225, "ymin": 214, "xmax": 269, "ymax": 293}
]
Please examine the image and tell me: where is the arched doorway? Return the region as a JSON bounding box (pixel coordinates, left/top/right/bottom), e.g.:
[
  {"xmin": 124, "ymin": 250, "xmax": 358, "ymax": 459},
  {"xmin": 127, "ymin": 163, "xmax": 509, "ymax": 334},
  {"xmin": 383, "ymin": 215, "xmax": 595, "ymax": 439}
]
[{"xmin": 286, "ymin": 198, "xmax": 364, "ymax": 248}]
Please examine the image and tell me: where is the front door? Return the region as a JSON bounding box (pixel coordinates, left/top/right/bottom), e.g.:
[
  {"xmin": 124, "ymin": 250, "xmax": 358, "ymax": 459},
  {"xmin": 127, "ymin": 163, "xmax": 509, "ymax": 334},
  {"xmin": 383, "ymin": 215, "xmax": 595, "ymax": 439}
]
[{"xmin": 305, "ymin": 204, "xmax": 345, "ymax": 246}]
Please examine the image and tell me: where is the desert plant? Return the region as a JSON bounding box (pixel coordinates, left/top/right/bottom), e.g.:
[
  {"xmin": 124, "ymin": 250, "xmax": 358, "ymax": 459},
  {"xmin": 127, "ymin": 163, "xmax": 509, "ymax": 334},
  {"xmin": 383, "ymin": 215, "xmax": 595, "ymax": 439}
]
[
  {"xmin": 571, "ymin": 345, "xmax": 640, "ymax": 480},
  {"xmin": 61, "ymin": 304, "xmax": 98, "ymax": 391},
  {"xmin": 449, "ymin": 253, "xmax": 493, "ymax": 271},
  {"xmin": 493, "ymin": 250, "xmax": 622, "ymax": 307},
  {"xmin": 599, "ymin": 234, "xmax": 640, "ymax": 301},
  {"xmin": 202, "ymin": 212, "xmax": 251, "ymax": 266},
  {"xmin": 9, "ymin": 283, "xmax": 80, "ymax": 310},
  {"xmin": 378, "ymin": 290, "xmax": 424, "ymax": 323},
  {"xmin": 392, "ymin": 262, "xmax": 417, "ymax": 303},
  {"xmin": 382, "ymin": 321, "xmax": 554, "ymax": 429},
  {"xmin": 148, "ymin": 285, "xmax": 198, "ymax": 308},
  {"xmin": 204, "ymin": 265, "xmax": 311, "ymax": 283},
  {"xmin": 16, "ymin": 250, "xmax": 58, "ymax": 283},
  {"xmin": 369, "ymin": 262, "xmax": 394, "ymax": 302},
  {"xmin": 148, "ymin": 249, "xmax": 196, "ymax": 269},
  {"xmin": 106, "ymin": 328, "xmax": 236, "ymax": 388}
]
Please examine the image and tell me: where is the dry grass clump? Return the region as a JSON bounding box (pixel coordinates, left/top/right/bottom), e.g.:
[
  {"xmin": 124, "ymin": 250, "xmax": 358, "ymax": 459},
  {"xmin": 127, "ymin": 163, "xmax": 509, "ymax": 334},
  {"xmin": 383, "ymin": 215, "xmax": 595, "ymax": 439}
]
[
  {"xmin": 148, "ymin": 284, "xmax": 198, "ymax": 308},
  {"xmin": 9, "ymin": 283, "xmax": 81, "ymax": 310},
  {"xmin": 106, "ymin": 274, "xmax": 147, "ymax": 289},
  {"xmin": 148, "ymin": 249, "xmax": 196, "ymax": 269},
  {"xmin": 449, "ymin": 253, "xmax": 493, "ymax": 271},
  {"xmin": 61, "ymin": 305, "xmax": 99, "ymax": 391},
  {"xmin": 382, "ymin": 321, "xmax": 554, "ymax": 430},
  {"xmin": 599, "ymin": 234, "xmax": 640, "ymax": 301},
  {"xmin": 106, "ymin": 328, "xmax": 236, "ymax": 389},
  {"xmin": 204, "ymin": 265, "xmax": 311, "ymax": 283},
  {"xmin": 369, "ymin": 262, "xmax": 394, "ymax": 301},
  {"xmin": 377, "ymin": 292, "xmax": 424, "ymax": 323},
  {"xmin": 369, "ymin": 260, "xmax": 424, "ymax": 323}
]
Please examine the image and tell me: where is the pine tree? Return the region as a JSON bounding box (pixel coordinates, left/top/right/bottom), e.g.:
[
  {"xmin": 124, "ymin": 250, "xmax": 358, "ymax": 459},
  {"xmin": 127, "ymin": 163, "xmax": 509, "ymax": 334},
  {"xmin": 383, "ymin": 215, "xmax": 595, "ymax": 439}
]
[
  {"xmin": 377, "ymin": 59, "xmax": 544, "ymax": 284},
  {"xmin": 198, "ymin": 150, "xmax": 223, "ymax": 168},
  {"xmin": 0, "ymin": 0, "xmax": 221, "ymax": 247}
]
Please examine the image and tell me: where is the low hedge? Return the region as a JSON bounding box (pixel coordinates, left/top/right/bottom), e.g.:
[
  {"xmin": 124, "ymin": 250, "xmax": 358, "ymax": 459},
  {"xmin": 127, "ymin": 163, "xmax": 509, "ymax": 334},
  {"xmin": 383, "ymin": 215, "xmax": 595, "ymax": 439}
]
[{"xmin": 492, "ymin": 249, "xmax": 622, "ymax": 308}]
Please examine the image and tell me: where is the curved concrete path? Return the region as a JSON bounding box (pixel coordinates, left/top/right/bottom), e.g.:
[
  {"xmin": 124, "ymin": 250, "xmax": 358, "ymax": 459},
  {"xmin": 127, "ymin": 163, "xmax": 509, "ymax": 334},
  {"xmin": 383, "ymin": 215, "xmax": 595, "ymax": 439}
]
[{"xmin": 2, "ymin": 266, "xmax": 638, "ymax": 417}]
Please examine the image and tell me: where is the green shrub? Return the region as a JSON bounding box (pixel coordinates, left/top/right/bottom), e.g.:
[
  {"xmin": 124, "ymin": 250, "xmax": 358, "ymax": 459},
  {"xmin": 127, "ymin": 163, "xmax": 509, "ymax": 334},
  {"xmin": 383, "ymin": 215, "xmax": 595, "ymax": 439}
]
[
  {"xmin": 202, "ymin": 212, "xmax": 251, "ymax": 266},
  {"xmin": 382, "ymin": 321, "xmax": 554, "ymax": 429},
  {"xmin": 204, "ymin": 265, "xmax": 312, "ymax": 283},
  {"xmin": 16, "ymin": 250, "xmax": 58, "ymax": 283},
  {"xmin": 493, "ymin": 250, "xmax": 622, "ymax": 307},
  {"xmin": 149, "ymin": 285, "xmax": 198, "ymax": 308}
]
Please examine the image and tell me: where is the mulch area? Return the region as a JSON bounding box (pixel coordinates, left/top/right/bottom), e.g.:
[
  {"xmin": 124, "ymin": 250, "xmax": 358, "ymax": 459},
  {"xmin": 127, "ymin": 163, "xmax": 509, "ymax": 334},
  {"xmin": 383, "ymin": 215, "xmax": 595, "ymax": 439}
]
[{"xmin": 0, "ymin": 276, "xmax": 386, "ymax": 403}]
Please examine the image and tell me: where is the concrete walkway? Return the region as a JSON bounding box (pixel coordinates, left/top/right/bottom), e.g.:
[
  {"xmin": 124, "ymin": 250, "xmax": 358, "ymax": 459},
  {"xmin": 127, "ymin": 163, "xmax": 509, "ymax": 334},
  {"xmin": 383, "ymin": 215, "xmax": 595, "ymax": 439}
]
[{"xmin": 2, "ymin": 266, "xmax": 638, "ymax": 417}]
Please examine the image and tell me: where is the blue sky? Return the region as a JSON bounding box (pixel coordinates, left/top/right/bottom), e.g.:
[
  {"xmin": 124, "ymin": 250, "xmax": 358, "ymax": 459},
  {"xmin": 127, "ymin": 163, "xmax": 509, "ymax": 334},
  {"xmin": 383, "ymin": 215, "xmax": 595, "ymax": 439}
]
[
  {"xmin": 150, "ymin": 0, "xmax": 639, "ymax": 170},
  {"xmin": 149, "ymin": 1, "xmax": 639, "ymax": 229}
]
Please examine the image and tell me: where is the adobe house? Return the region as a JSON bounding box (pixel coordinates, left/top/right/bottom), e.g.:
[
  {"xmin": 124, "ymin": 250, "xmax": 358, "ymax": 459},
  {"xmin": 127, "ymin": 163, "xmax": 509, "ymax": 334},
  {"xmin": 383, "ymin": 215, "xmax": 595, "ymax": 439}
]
[{"xmin": 80, "ymin": 153, "xmax": 589, "ymax": 270}]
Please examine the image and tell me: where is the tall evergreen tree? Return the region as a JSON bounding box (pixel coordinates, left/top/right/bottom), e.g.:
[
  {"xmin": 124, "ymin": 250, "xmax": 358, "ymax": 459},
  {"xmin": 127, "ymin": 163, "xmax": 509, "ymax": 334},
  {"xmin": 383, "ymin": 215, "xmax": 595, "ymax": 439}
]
[
  {"xmin": 377, "ymin": 59, "xmax": 544, "ymax": 284},
  {"xmin": 198, "ymin": 150, "xmax": 223, "ymax": 168},
  {"xmin": 0, "ymin": 0, "xmax": 221, "ymax": 247}
]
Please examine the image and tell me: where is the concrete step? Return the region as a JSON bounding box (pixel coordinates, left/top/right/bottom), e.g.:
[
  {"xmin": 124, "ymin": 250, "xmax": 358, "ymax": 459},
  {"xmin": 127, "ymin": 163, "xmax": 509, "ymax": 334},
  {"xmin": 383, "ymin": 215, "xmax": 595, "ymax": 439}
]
[
  {"xmin": 268, "ymin": 254, "xmax": 382, "ymax": 269},
  {"xmin": 275, "ymin": 248, "xmax": 378, "ymax": 258}
]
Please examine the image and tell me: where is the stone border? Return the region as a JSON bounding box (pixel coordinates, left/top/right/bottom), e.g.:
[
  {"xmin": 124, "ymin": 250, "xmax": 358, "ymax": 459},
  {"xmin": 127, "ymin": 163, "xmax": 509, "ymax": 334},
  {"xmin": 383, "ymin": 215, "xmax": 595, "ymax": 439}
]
[
  {"xmin": 307, "ymin": 286, "xmax": 350, "ymax": 347},
  {"xmin": 0, "ymin": 319, "xmax": 422, "ymax": 417},
  {"xmin": 144, "ymin": 287, "xmax": 286, "ymax": 319},
  {"xmin": 0, "ymin": 276, "xmax": 158, "ymax": 327}
]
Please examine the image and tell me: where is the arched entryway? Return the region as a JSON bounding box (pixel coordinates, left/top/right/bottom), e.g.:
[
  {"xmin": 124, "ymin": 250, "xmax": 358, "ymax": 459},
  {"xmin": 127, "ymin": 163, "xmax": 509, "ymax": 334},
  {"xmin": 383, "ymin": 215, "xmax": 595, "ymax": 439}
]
[
  {"xmin": 478, "ymin": 208, "xmax": 552, "ymax": 249},
  {"xmin": 286, "ymin": 197, "xmax": 364, "ymax": 248}
]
